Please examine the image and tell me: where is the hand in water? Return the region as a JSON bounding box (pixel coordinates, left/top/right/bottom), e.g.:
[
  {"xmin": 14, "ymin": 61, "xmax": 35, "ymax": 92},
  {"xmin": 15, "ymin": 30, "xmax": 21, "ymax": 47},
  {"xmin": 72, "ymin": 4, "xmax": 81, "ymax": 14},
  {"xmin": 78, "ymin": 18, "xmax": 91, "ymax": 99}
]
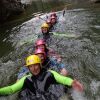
[
  {"xmin": 72, "ymin": 79, "xmax": 83, "ymax": 92},
  {"xmin": 60, "ymin": 68, "xmax": 68, "ymax": 76}
]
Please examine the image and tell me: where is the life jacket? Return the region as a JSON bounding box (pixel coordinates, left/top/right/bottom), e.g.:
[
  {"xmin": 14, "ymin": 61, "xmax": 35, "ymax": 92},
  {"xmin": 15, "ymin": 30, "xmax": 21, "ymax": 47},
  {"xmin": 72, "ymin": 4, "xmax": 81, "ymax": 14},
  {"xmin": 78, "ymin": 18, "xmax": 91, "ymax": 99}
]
[
  {"xmin": 19, "ymin": 88, "xmax": 59, "ymax": 100},
  {"xmin": 19, "ymin": 69, "xmax": 61, "ymax": 100}
]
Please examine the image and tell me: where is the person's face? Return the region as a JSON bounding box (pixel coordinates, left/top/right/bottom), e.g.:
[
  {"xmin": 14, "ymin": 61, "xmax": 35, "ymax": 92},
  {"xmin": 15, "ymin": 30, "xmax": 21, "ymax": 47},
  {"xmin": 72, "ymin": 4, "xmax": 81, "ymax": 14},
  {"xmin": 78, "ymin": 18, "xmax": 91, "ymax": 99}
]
[
  {"xmin": 37, "ymin": 53, "xmax": 45, "ymax": 63},
  {"xmin": 41, "ymin": 27, "xmax": 48, "ymax": 34},
  {"xmin": 28, "ymin": 64, "xmax": 41, "ymax": 75},
  {"xmin": 51, "ymin": 18, "xmax": 56, "ymax": 24},
  {"xmin": 37, "ymin": 45, "xmax": 45, "ymax": 51}
]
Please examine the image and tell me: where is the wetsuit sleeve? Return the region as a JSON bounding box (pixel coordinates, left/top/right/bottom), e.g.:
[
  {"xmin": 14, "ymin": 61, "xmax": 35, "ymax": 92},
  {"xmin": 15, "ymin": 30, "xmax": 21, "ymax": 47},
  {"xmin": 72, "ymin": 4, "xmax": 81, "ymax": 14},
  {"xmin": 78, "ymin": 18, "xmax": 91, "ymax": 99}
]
[
  {"xmin": 0, "ymin": 75, "xmax": 30, "ymax": 95},
  {"xmin": 49, "ymin": 70, "xmax": 73, "ymax": 86}
]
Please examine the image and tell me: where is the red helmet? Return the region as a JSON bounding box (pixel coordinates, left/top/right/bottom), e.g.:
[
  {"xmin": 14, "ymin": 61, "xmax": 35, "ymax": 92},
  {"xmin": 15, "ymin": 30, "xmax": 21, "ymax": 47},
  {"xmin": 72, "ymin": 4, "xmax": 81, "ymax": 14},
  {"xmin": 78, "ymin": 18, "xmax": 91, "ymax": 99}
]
[
  {"xmin": 50, "ymin": 12, "xmax": 57, "ymax": 17},
  {"xmin": 34, "ymin": 49, "xmax": 46, "ymax": 59},
  {"xmin": 35, "ymin": 39, "xmax": 46, "ymax": 47},
  {"xmin": 46, "ymin": 19, "xmax": 51, "ymax": 24}
]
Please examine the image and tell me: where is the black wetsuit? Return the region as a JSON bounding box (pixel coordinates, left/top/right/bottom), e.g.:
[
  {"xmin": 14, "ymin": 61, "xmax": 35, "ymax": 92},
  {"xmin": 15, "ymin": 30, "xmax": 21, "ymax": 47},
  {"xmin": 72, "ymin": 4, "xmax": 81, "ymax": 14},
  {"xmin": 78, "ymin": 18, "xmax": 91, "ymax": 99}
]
[{"xmin": 19, "ymin": 69, "xmax": 62, "ymax": 100}]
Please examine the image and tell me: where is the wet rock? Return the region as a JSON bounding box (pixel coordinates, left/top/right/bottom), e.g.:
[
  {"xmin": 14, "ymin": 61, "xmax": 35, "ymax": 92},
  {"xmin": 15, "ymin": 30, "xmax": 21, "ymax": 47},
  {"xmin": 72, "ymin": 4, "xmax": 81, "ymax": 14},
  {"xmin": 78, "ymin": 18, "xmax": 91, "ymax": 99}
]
[
  {"xmin": 0, "ymin": 0, "xmax": 25, "ymax": 22},
  {"xmin": 95, "ymin": 0, "xmax": 100, "ymax": 3},
  {"xmin": 90, "ymin": 0, "xmax": 100, "ymax": 3}
]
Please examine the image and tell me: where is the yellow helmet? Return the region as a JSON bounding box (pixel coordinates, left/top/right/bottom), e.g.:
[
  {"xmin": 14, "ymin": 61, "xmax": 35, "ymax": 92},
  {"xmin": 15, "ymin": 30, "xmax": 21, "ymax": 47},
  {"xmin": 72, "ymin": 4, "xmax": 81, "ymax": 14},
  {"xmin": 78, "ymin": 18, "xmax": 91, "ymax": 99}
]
[
  {"xmin": 26, "ymin": 55, "xmax": 41, "ymax": 67},
  {"xmin": 41, "ymin": 23, "xmax": 49, "ymax": 28}
]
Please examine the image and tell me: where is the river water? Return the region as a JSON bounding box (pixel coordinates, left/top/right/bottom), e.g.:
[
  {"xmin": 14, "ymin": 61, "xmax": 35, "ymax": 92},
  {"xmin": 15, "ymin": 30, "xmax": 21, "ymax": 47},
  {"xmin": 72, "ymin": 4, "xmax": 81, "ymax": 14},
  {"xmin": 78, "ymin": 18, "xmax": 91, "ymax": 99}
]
[{"xmin": 0, "ymin": 0, "xmax": 100, "ymax": 100}]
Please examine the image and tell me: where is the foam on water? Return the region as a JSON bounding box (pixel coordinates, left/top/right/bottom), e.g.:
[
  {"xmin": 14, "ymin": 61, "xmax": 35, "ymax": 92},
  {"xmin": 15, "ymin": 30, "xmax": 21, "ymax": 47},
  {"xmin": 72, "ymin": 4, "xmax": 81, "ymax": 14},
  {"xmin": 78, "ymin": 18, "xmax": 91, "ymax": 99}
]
[
  {"xmin": 90, "ymin": 80, "xmax": 100, "ymax": 96},
  {"xmin": 71, "ymin": 90, "xmax": 87, "ymax": 100}
]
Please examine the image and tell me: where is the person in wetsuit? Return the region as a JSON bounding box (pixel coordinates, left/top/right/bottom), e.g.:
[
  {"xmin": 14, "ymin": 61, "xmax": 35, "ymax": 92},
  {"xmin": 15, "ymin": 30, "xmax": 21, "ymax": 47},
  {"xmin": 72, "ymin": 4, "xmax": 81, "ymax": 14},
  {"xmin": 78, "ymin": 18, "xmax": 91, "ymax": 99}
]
[
  {"xmin": 38, "ymin": 22, "xmax": 52, "ymax": 45},
  {"xmin": 50, "ymin": 15, "xmax": 57, "ymax": 25},
  {"xmin": 35, "ymin": 39, "xmax": 61, "ymax": 61},
  {"xmin": 0, "ymin": 55, "xmax": 83, "ymax": 100},
  {"xmin": 46, "ymin": 19, "xmax": 53, "ymax": 30},
  {"xmin": 35, "ymin": 39, "xmax": 68, "ymax": 76},
  {"xmin": 41, "ymin": 23, "xmax": 50, "ymax": 35}
]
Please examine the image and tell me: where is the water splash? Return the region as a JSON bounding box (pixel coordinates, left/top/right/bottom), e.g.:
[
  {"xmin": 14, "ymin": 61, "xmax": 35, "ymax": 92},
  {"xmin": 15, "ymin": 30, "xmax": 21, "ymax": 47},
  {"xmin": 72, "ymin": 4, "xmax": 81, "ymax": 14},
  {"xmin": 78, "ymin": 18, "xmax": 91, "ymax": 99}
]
[{"xmin": 71, "ymin": 90, "xmax": 87, "ymax": 100}]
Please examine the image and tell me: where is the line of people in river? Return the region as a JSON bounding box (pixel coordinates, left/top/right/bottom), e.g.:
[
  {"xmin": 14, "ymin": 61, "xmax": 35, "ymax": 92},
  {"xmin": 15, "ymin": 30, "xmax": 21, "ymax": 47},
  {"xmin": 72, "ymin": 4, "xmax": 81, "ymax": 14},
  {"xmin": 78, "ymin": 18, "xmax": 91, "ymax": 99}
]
[
  {"xmin": 18, "ymin": 39, "xmax": 68, "ymax": 80},
  {"xmin": 0, "ymin": 11, "xmax": 83, "ymax": 99},
  {"xmin": 38, "ymin": 12, "xmax": 57, "ymax": 43}
]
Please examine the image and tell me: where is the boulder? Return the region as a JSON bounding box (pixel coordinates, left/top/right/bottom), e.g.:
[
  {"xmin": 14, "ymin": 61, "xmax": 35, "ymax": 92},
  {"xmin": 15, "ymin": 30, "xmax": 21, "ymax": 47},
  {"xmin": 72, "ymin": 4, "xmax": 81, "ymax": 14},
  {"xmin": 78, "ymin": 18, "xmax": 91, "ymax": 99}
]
[{"xmin": 0, "ymin": 0, "xmax": 25, "ymax": 22}]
